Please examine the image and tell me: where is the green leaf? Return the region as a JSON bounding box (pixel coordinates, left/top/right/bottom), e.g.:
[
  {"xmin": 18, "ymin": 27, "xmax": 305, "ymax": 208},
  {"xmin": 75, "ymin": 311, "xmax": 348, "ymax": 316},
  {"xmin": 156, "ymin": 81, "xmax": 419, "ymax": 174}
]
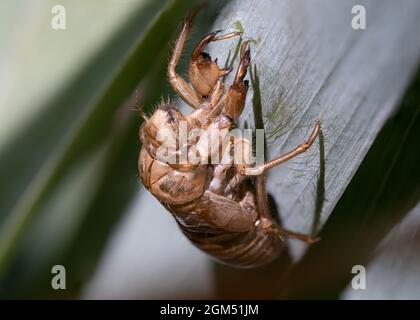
[
  {"xmin": 0, "ymin": 0, "xmax": 198, "ymax": 291},
  {"xmin": 278, "ymin": 69, "xmax": 420, "ymax": 298}
]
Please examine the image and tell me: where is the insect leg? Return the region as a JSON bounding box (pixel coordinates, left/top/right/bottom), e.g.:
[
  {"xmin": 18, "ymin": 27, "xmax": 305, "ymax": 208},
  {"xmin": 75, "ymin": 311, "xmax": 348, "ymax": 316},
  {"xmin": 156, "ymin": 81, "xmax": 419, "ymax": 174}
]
[
  {"xmin": 275, "ymin": 227, "xmax": 320, "ymax": 243},
  {"xmin": 224, "ymin": 173, "xmax": 247, "ymax": 198},
  {"xmin": 254, "ymin": 174, "xmax": 319, "ymax": 243},
  {"xmin": 218, "ymin": 41, "xmax": 251, "ymax": 120},
  {"xmin": 191, "ymin": 30, "xmax": 242, "ymax": 61},
  {"xmin": 189, "ymin": 31, "xmax": 241, "ymax": 97},
  {"xmin": 254, "ymin": 173, "xmax": 272, "ymax": 220},
  {"xmin": 241, "ymin": 121, "xmax": 321, "ymax": 176},
  {"xmin": 209, "ymin": 139, "xmax": 234, "ymax": 195},
  {"xmin": 233, "ymin": 41, "xmax": 251, "ymax": 86},
  {"xmin": 209, "ymin": 163, "xmax": 232, "ymax": 195},
  {"xmin": 168, "ymin": 13, "xmax": 202, "ymax": 109},
  {"xmin": 202, "ymin": 190, "xmax": 257, "ymax": 232}
]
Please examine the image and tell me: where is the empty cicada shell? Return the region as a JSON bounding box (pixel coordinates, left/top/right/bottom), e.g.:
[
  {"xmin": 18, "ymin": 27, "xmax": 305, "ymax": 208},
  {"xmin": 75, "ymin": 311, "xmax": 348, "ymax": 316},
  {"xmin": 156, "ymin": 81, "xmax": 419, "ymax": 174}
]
[{"xmin": 138, "ymin": 12, "xmax": 321, "ymax": 268}]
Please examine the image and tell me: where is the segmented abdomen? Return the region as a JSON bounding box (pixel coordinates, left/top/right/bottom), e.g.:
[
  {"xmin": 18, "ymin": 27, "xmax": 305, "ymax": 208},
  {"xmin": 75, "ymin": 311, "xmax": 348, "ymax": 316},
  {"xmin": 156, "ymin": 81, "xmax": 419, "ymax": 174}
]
[{"xmin": 168, "ymin": 201, "xmax": 285, "ymax": 268}]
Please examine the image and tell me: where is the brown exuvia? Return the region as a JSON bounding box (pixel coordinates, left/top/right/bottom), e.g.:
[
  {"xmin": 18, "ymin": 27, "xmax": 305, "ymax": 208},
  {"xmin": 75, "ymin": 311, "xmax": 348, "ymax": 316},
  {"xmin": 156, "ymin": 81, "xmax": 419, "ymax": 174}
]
[{"xmin": 138, "ymin": 13, "xmax": 321, "ymax": 268}]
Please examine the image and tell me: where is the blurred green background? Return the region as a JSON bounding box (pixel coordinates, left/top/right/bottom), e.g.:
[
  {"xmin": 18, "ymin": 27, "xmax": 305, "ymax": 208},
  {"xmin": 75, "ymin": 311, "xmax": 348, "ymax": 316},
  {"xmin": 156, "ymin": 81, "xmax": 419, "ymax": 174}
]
[{"xmin": 0, "ymin": 0, "xmax": 205, "ymax": 298}]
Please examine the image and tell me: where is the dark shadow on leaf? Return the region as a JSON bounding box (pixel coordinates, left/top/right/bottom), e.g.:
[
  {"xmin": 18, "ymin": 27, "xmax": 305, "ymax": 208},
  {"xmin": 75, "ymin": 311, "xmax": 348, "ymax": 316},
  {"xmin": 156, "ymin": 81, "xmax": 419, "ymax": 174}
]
[{"xmin": 311, "ymin": 129, "xmax": 325, "ymax": 236}]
